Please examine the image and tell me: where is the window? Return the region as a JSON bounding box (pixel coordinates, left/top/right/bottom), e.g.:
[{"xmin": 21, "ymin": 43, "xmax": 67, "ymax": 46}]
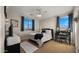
[
  {"xmin": 57, "ymin": 14, "xmax": 73, "ymax": 31},
  {"xmin": 21, "ymin": 16, "xmax": 34, "ymax": 31},
  {"xmin": 59, "ymin": 16, "xmax": 69, "ymax": 29},
  {"xmin": 24, "ymin": 17, "xmax": 33, "ymax": 30},
  {"xmin": 59, "ymin": 16, "xmax": 69, "ymax": 28}
]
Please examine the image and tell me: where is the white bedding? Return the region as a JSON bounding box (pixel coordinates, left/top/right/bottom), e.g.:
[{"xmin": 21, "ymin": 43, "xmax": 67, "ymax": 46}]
[
  {"xmin": 7, "ymin": 34, "xmax": 21, "ymax": 46},
  {"xmin": 18, "ymin": 31, "xmax": 36, "ymax": 36},
  {"xmin": 13, "ymin": 29, "xmax": 37, "ymax": 40},
  {"xmin": 13, "ymin": 28, "xmax": 36, "ymax": 36}
]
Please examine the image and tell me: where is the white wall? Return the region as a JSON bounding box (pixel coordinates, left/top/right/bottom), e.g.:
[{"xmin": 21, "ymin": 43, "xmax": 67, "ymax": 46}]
[
  {"xmin": 34, "ymin": 20, "xmax": 40, "ymax": 31},
  {"xmin": 7, "ymin": 12, "xmax": 40, "ymax": 32},
  {"xmin": 39, "ymin": 17, "xmax": 56, "ymax": 31},
  {"xmin": 16, "ymin": 19, "xmax": 40, "ymax": 32},
  {"xmin": 7, "ymin": 11, "xmax": 21, "ymax": 32},
  {"xmin": 39, "ymin": 17, "xmax": 56, "ymax": 39},
  {"xmin": 73, "ymin": 7, "xmax": 79, "ymax": 18},
  {"xmin": 0, "ymin": 7, "xmax": 5, "ymax": 53}
]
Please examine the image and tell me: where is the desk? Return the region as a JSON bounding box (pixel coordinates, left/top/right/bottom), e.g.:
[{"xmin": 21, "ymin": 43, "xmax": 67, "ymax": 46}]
[{"xmin": 55, "ymin": 31, "xmax": 71, "ymax": 44}]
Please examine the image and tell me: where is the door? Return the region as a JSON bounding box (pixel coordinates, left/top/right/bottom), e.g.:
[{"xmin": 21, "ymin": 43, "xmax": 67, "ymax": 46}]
[{"xmin": 75, "ymin": 21, "xmax": 79, "ymax": 53}]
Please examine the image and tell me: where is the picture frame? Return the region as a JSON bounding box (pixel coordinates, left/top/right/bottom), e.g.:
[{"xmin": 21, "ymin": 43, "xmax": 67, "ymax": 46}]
[{"xmin": 11, "ymin": 19, "xmax": 18, "ymax": 27}]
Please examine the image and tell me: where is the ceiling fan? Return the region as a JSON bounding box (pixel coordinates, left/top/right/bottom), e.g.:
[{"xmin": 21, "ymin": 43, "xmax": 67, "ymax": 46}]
[{"xmin": 28, "ymin": 8, "xmax": 47, "ymax": 17}]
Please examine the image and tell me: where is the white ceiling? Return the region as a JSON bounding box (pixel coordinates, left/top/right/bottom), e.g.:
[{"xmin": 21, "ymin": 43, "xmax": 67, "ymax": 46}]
[{"xmin": 6, "ymin": 6, "xmax": 74, "ymax": 20}]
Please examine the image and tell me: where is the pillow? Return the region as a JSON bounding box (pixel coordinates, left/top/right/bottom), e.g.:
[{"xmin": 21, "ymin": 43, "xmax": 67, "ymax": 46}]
[{"xmin": 41, "ymin": 30, "xmax": 46, "ymax": 33}]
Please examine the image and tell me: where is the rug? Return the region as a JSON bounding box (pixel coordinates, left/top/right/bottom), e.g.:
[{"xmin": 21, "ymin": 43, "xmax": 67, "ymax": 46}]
[{"xmin": 21, "ymin": 41, "xmax": 38, "ymax": 53}]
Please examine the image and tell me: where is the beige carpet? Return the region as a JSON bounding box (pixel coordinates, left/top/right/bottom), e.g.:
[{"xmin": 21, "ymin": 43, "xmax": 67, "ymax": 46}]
[{"xmin": 35, "ymin": 40, "xmax": 75, "ymax": 53}]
